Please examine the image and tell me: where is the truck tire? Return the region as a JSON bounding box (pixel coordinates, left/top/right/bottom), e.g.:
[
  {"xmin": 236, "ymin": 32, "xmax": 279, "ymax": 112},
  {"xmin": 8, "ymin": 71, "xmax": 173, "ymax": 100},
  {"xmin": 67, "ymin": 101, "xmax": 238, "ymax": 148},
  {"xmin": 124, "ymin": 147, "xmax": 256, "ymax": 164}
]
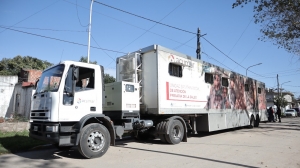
[
  {"xmin": 165, "ymin": 120, "xmax": 184, "ymax": 144},
  {"xmin": 78, "ymin": 123, "xmax": 110, "ymax": 159},
  {"xmin": 159, "ymin": 121, "xmax": 168, "ymax": 143}
]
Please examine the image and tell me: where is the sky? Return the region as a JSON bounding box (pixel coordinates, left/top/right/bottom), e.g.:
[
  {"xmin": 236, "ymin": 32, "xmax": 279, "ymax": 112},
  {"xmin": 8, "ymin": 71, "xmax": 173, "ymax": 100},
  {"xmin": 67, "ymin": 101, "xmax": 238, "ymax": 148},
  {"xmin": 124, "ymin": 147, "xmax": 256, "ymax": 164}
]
[{"xmin": 0, "ymin": 0, "xmax": 299, "ymax": 97}]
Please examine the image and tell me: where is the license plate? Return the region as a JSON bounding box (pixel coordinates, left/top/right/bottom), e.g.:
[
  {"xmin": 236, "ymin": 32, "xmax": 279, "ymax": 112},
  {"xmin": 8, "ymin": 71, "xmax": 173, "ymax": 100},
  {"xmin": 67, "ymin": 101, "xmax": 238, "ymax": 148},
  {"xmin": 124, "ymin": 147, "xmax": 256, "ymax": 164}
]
[{"xmin": 34, "ymin": 126, "xmax": 38, "ymax": 131}]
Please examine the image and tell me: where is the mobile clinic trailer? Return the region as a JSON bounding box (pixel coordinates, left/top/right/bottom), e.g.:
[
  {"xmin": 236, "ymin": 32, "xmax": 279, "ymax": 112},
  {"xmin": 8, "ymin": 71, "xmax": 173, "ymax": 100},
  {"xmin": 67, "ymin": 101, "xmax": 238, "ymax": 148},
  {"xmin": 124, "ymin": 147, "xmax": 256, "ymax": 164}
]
[{"xmin": 29, "ymin": 44, "xmax": 268, "ymax": 158}]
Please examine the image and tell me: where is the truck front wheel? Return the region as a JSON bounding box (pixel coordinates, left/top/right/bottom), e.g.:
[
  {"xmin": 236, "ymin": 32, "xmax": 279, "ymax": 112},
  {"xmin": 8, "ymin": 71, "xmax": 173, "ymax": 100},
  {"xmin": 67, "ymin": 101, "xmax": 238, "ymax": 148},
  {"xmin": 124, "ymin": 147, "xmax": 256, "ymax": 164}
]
[
  {"xmin": 165, "ymin": 120, "xmax": 184, "ymax": 144},
  {"xmin": 78, "ymin": 123, "xmax": 110, "ymax": 159}
]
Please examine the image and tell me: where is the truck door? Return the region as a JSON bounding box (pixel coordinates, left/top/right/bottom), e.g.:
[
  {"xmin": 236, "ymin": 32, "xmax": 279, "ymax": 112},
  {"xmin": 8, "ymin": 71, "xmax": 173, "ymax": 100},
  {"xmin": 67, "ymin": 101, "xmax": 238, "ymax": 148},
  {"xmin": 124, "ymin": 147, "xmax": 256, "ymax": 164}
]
[{"xmin": 59, "ymin": 65, "xmax": 99, "ymax": 121}]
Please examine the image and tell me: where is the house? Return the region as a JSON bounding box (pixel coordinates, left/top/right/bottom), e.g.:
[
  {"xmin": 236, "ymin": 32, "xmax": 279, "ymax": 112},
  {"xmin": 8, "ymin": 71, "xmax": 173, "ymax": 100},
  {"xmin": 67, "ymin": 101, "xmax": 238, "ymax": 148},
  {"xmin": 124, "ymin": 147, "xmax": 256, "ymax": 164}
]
[
  {"xmin": 0, "ymin": 76, "xmax": 18, "ymax": 118},
  {"xmin": 0, "ymin": 69, "xmax": 42, "ymax": 119},
  {"xmin": 265, "ymin": 88, "xmax": 295, "ymax": 112}
]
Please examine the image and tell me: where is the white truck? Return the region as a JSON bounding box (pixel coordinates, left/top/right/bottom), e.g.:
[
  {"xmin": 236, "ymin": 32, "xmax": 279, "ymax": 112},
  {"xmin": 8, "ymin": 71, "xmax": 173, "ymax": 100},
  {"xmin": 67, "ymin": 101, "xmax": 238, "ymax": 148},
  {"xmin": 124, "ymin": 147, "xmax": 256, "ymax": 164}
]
[{"xmin": 29, "ymin": 44, "xmax": 268, "ymax": 158}]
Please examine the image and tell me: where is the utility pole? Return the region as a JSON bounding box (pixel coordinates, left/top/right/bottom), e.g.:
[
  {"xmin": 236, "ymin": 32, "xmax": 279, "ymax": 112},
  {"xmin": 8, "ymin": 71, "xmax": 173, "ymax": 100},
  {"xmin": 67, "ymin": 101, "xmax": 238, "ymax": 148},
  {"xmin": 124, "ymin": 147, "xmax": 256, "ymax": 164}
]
[
  {"xmin": 277, "ymin": 74, "xmax": 280, "ymax": 107},
  {"xmin": 196, "ymin": 28, "xmax": 201, "ymax": 60},
  {"xmin": 87, "ymin": 0, "xmax": 94, "ymax": 64}
]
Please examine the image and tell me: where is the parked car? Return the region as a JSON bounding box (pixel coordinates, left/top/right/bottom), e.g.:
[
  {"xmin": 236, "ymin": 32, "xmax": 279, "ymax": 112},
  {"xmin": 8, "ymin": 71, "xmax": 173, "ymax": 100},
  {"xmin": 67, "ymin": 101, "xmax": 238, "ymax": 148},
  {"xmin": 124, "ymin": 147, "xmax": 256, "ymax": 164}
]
[
  {"xmin": 292, "ymin": 108, "xmax": 300, "ymax": 117},
  {"xmin": 285, "ymin": 109, "xmax": 298, "ymax": 117}
]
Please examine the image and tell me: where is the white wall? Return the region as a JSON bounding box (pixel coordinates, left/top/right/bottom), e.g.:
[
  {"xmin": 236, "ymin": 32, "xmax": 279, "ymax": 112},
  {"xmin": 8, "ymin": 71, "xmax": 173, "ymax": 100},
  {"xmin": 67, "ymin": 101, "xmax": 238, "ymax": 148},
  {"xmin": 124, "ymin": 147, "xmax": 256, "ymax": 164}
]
[{"xmin": 0, "ymin": 76, "xmax": 18, "ymax": 118}]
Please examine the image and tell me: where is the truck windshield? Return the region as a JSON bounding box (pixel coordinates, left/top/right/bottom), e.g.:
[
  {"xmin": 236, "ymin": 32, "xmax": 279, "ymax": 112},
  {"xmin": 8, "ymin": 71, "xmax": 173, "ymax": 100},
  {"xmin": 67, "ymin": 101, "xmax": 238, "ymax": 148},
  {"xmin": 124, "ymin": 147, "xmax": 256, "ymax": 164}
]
[{"xmin": 35, "ymin": 64, "xmax": 65, "ymax": 94}]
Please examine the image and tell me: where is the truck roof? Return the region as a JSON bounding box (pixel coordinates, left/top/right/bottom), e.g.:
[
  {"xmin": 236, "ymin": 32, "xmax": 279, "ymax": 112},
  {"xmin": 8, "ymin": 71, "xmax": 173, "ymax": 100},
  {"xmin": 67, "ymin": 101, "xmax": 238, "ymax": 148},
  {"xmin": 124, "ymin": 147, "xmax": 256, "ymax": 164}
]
[{"xmin": 119, "ymin": 44, "xmax": 265, "ymax": 86}]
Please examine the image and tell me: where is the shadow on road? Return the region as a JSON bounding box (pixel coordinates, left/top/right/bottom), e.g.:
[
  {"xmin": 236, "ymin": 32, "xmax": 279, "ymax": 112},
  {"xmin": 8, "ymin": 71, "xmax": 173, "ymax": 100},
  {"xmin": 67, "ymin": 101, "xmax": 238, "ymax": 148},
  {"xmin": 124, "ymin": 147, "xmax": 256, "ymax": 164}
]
[{"xmin": 117, "ymin": 146, "xmax": 259, "ymax": 168}]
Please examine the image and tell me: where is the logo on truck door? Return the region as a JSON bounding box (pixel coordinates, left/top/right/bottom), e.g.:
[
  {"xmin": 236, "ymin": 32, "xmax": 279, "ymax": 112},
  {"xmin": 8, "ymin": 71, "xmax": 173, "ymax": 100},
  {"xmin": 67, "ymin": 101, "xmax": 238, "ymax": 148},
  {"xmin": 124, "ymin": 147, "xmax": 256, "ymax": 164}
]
[
  {"xmin": 76, "ymin": 98, "xmax": 95, "ymax": 104},
  {"xmin": 168, "ymin": 54, "xmax": 194, "ymax": 68}
]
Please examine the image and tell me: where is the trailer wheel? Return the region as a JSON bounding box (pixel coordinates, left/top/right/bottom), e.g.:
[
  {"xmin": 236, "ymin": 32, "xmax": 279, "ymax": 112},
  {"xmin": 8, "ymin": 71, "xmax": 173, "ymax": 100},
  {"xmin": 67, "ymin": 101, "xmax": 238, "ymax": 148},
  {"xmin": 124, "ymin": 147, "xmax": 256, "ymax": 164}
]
[
  {"xmin": 254, "ymin": 115, "xmax": 260, "ymax": 127},
  {"xmin": 159, "ymin": 121, "xmax": 168, "ymax": 143},
  {"xmin": 78, "ymin": 123, "xmax": 110, "ymax": 159},
  {"xmin": 165, "ymin": 120, "xmax": 184, "ymax": 144},
  {"xmin": 248, "ymin": 115, "xmax": 255, "ymax": 129}
]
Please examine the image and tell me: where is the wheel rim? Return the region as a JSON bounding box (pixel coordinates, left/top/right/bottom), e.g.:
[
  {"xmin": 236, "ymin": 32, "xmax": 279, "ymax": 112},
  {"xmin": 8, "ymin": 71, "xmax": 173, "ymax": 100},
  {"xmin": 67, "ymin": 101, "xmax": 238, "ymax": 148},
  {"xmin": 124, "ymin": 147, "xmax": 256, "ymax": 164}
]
[
  {"xmin": 172, "ymin": 125, "xmax": 182, "ymax": 139},
  {"xmin": 87, "ymin": 131, "xmax": 105, "ymax": 152}
]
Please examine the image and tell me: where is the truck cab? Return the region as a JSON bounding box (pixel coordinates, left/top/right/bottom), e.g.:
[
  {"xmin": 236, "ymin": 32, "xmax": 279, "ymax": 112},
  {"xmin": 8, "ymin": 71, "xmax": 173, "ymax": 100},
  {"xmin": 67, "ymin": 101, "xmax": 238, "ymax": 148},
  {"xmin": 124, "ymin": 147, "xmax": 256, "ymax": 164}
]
[
  {"xmin": 29, "ymin": 61, "xmax": 115, "ymax": 158},
  {"xmin": 29, "ymin": 60, "xmax": 154, "ymax": 158}
]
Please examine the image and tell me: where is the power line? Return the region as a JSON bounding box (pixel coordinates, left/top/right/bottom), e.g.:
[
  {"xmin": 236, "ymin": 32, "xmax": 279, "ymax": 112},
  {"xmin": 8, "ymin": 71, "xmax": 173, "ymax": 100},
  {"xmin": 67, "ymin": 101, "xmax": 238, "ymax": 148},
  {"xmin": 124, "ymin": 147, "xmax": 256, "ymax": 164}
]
[
  {"xmin": 7, "ymin": 0, "xmax": 277, "ymax": 80},
  {"xmin": 91, "ymin": 35, "xmax": 115, "ymax": 61},
  {"xmin": 202, "ymin": 36, "xmax": 275, "ymax": 78},
  {"xmin": 202, "ymin": 52, "xmax": 234, "ymax": 71},
  {"xmin": 228, "ymin": 18, "xmax": 253, "ymax": 55},
  {"xmin": 93, "ymin": 0, "xmax": 272, "ymax": 78},
  {"xmin": 92, "ymin": 0, "xmax": 275, "ymax": 79},
  {"xmin": 63, "ymin": 0, "xmax": 195, "ymax": 50},
  {"xmin": 173, "ymin": 35, "xmax": 196, "ymax": 50},
  {"xmin": 0, "ymin": 0, "xmax": 60, "ymax": 34},
  {"xmin": 286, "ymin": 85, "xmax": 300, "ymax": 87},
  {"xmin": 233, "ymin": 39, "xmax": 259, "ymax": 70},
  {"xmin": 0, "ymin": 25, "xmax": 86, "ymax": 32},
  {"xmin": 260, "ymin": 68, "xmax": 300, "ymax": 75},
  {"xmin": 277, "ymin": 72, "xmax": 300, "ymax": 77},
  {"xmin": 94, "ymin": 1, "xmax": 195, "ymax": 35},
  {"xmin": 0, "ymin": 26, "xmax": 127, "ymax": 54},
  {"xmin": 239, "ymin": 40, "xmax": 258, "ymax": 64},
  {"xmin": 114, "ymin": 0, "xmax": 187, "ymax": 53},
  {"xmin": 202, "ymin": 37, "xmax": 246, "ymax": 69},
  {"xmin": 76, "ymin": 0, "xmax": 89, "ymax": 27}
]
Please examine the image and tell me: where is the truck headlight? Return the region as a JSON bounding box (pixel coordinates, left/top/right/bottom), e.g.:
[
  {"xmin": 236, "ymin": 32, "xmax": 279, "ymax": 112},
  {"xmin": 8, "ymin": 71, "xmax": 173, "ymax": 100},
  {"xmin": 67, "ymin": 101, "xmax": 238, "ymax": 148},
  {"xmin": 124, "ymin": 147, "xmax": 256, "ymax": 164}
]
[{"xmin": 46, "ymin": 126, "xmax": 58, "ymax": 132}]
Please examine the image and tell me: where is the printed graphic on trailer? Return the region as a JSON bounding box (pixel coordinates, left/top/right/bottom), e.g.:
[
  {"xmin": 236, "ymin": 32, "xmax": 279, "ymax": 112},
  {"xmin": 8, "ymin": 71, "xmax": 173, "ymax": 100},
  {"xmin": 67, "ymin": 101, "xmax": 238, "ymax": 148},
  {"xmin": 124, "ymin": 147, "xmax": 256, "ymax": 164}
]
[{"xmin": 166, "ymin": 82, "xmax": 206, "ymax": 102}]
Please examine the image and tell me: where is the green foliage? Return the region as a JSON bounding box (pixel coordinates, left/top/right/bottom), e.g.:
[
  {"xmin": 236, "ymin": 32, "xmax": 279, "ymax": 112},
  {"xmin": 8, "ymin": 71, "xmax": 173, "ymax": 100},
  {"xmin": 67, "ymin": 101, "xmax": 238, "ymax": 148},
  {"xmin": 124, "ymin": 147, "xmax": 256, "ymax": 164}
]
[
  {"xmin": 0, "ymin": 130, "xmax": 48, "ymax": 155},
  {"xmin": 0, "ymin": 56, "xmax": 53, "ymax": 76},
  {"xmin": 233, "ymin": 0, "xmax": 300, "ymax": 56},
  {"xmin": 79, "ymin": 56, "xmax": 97, "ymax": 64},
  {"xmin": 79, "ymin": 56, "xmax": 116, "ymax": 84},
  {"xmin": 274, "ymin": 95, "xmax": 288, "ymax": 108},
  {"xmin": 104, "ymin": 73, "xmax": 115, "ymax": 84}
]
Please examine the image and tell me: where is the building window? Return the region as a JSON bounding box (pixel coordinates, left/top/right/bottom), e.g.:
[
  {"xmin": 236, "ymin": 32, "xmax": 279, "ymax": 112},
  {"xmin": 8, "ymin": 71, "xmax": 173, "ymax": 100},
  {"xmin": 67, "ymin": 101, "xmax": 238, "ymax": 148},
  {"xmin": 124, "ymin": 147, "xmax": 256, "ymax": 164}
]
[
  {"xmin": 222, "ymin": 77, "xmax": 229, "ymax": 87},
  {"xmin": 245, "ymin": 84, "xmax": 249, "ymax": 91},
  {"xmin": 205, "ymin": 73, "xmax": 213, "ymax": 84},
  {"xmin": 168, "ymin": 63, "xmax": 182, "ymax": 77},
  {"xmin": 258, "ymin": 87, "xmax": 261, "ymax": 94}
]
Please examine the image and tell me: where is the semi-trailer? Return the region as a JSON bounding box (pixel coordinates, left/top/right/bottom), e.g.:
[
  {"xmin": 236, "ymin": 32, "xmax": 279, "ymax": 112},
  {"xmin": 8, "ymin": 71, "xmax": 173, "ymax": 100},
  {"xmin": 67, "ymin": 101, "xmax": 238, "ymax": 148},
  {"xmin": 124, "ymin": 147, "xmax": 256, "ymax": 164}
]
[{"xmin": 29, "ymin": 44, "xmax": 268, "ymax": 158}]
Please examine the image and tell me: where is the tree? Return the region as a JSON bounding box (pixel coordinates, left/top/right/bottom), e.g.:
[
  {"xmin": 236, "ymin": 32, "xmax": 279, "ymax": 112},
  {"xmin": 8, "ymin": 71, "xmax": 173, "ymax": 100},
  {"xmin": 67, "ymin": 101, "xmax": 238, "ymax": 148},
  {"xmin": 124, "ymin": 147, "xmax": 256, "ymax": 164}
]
[
  {"xmin": 274, "ymin": 95, "xmax": 288, "ymax": 108},
  {"xmin": 78, "ymin": 56, "xmax": 115, "ymax": 84},
  {"xmin": 0, "ymin": 56, "xmax": 53, "ymax": 76},
  {"xmin": 78, "ymin": 56, "xmax": 97, "ymax": 64},
  {"xmin": 104, "ymin": 74, "xmax": 115, "ymax": 84},
  {"xmin": 233, "ymin": 0, "xmax": 300, "ymax": 56}
]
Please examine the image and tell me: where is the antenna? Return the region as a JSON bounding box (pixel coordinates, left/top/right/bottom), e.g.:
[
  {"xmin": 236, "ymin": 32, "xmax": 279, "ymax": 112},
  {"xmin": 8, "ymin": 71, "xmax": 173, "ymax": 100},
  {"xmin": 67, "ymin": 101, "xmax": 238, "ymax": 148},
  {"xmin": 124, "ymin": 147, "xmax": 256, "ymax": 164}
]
[{"xmin": 60, "ymin": 49, "xmax": 64, "ymax": 62}]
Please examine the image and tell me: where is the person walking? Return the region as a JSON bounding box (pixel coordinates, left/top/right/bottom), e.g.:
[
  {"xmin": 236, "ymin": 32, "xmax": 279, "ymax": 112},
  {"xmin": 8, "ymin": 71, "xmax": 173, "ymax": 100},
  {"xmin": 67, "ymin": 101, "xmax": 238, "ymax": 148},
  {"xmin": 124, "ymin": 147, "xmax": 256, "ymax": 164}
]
[{"xmin": 277, "ymin": 105, "xmax": 282, "ymax": 122}]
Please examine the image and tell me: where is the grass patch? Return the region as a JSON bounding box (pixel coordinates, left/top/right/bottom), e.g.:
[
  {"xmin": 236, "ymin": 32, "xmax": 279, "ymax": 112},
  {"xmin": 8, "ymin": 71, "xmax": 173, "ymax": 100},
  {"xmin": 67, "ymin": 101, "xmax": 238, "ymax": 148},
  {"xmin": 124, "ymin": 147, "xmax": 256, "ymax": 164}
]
[{"xmin": 0, "ymin": 130, "xmax": 48, "ymax": 155}]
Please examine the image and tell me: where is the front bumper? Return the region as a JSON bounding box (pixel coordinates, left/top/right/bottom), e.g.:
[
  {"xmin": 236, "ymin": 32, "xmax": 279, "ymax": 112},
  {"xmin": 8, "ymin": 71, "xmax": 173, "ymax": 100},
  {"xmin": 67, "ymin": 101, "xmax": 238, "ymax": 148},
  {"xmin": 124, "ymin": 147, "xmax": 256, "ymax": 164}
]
[{"xmin": 29, "ymin": 122, "xmax": 60, "ymax": 144}]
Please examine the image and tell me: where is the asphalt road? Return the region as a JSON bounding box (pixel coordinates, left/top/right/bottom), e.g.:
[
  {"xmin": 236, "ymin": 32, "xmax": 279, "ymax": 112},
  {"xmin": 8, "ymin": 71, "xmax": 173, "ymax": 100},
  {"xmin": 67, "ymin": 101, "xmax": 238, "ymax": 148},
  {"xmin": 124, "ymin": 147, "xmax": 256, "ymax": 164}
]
[{"xmin": 1, "ymin": 117, "xmax": 300, "ymax": 168}]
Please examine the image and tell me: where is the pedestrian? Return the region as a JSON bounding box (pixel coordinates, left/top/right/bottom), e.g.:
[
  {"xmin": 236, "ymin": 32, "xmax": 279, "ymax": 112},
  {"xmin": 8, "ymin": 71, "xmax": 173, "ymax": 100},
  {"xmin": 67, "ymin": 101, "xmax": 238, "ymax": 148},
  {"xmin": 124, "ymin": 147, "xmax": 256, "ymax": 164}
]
[
  {"xmin": 268, "ymin": 107, "xmax": 275, "ymax": 122},
  {"xmin": 268, "ymin": 107, "xmax": 271, "ymax": 122},
  {"xmin": 277, "ymin": 105, "xmax": 281, "ymax": 122}
]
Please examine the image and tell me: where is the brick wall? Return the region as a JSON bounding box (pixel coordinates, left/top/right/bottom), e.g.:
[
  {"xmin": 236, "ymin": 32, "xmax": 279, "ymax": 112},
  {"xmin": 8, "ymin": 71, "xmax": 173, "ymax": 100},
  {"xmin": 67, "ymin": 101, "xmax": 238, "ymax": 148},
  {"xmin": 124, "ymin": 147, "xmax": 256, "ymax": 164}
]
[{"xmin": 28, "ymin": 69, "xmax": 42, "ymax": 83}]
